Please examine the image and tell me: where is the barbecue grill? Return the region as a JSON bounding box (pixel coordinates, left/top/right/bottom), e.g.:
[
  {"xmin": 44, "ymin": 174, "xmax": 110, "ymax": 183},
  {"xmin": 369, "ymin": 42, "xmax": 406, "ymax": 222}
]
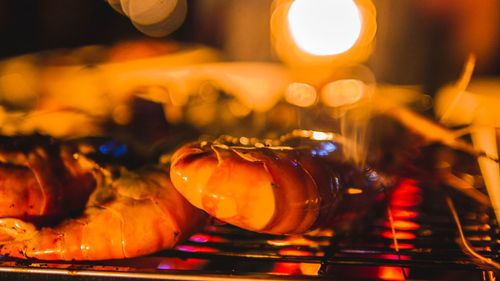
[
  {"xmin": 0, "ymin": 180, "xmax": 497, "ymax": 281},
  {"xmin": 1, "ymin": 1, "xmax": 500, "ymax": 280}
]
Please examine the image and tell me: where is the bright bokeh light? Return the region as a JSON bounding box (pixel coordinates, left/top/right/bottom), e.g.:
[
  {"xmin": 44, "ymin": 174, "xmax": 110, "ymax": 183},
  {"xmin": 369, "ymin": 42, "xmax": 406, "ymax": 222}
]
[
  {"xmin": 287, "ymin": 0, "xmax": 362, "ymax": 56},
  {"xmin": 312, "ymin": 131, "xmax": 329, "ymax": 140},
  {"xmin": 285, "ymin": 82, "xmax": 317, "ymax": 107},
  {"xmin": 321, "ymin": 79, "xmax": 365, "ymax": 107}
]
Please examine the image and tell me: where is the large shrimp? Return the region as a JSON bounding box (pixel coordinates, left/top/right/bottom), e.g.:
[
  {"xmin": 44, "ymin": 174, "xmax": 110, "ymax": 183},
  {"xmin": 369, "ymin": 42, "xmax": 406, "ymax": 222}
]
[
  {"xmin": 0, "ymin": 136, "xmax": 96, "ymax": 225},
  {"xmin": 170, "ymin": 134, "xmax": 386, "ymax": 235},
  {"xmin": 170, "ymin": 108, "xmax": 491, "ymax": 235},
  {"xmin": 0, "ymin": 165, "xmax": 207, "ymax": 260}
]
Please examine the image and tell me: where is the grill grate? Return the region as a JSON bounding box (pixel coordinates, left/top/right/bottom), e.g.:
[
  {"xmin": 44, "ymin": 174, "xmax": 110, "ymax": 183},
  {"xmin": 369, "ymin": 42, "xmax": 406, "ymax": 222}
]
[{"xmin": 0, "ymin": 180, "xmax": 498, "ymax": 280}]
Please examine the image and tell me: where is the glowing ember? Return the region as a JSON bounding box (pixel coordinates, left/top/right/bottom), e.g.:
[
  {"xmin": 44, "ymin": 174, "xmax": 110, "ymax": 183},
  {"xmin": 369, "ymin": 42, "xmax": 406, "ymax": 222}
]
[
  {"xmin": 391, "ymin": 209, "xmax": 418, "ymax": 220},
  {"xmin": 381, "ymin": 231, "xmax": 416, "ymax": 240},
  {"xmin": 378, "ymin": 266, "xmax": 408, "ymax": 280},
  {"xmin": 287, "ymin": 0, "xmax": 362, "ymax": 56},
  {"xmin": 274, "ymin": 249, "xmax": 320, "ymax": 276},
  {"xmin": 188, "ymin": 233, "xmax": 228, "ymax": 243},
  {"xmin": 384, "ymin": 220, "xmax": 420, "ymax": 231},
  {"xmin": 175, "ymin": 245, "xmax": 217, "ymax": 253},
  {"xmin": 267, "ymin": 236, "xmax": 329, "ymax": 247},
  {"xmin": 388, "ymin": 243, "xmax": 414, "ymax": 250}
]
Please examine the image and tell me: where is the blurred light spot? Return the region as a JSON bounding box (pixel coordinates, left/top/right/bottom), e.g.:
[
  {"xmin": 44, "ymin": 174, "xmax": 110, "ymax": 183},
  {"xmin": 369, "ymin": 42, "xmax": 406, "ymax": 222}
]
[
  {"xmin": 321, "ymin": 141, "xmax": 337, "ymax": 152},
  {"xmin": 110, "ymin": 0, "xmax": 188, "ymax": 37},
  {"xmin": 268, "ymin": 236, "xmax": 325, "ymax": 247},
  {"xmin": 113, "ymin": 144, "xmax": 127, "ymax": 157},
  {"xmin": 321, "ymin": 79, "xmax": 365, "ymax": 107},
  {"xmin": 175, "ymin": 245, "xmax": 217, "ymax": 253},
  {"xmin": 347, "ymin": 188, "xmax": 363, "ymax": 194},
  {"xmin": 99, "ymin": 141, "xmax": 127, "ymax": 157},
  {"xmin": 384, "ymin": 220, "xmax": 419, "ymax": 230},
  {"xmin": 382, "ymin": 231, "xmax": 416, "ymax": 240},
  {"xmin": 99, "ymin": 144, "xmax": 111, "ymax": 154},
  {"xmin": 389, "ymin": 243, "xmax": 414, "ymax": 250},
  {"xmin": 368, "ymin": 170, "xmax": 379, "ymax": 181},
  {"xmin": 239, "ymin": 137, "xmax": 250, "ymax": 146},
  {"xmin": 288, "ymin": 0, "xmax": 361, "ymax": 56},
  {"xmin": 317, "ymin": 150, "xmax": 328, "ymax": 156},
  {"xmin": 391, "ymin": 210, "xmax": 418, "ymax": 219},
  {"xmin": 311, "ymin": 131, "xmax": 329, "ymax": 140},
  {"xmin": 189, "ymin": 234, "xmax": 208, "ymax": 243},
  {"xmin": 189, "ymin": 234, "xmax": 227, "ymax": 243},
  {"xmin": 157, "ymin": 262, "xmax": 173, "ymax": 270},
  {"xmin": 285, "ymin": 82, "xmax": 317, "ymax": 107},
  {"xmin": 390, "ymin": 190, "xmax": 422, "ymax": 207},
  {"xmin": 379, "ymin": 266, "xmax": 408, "ymax": 280}
]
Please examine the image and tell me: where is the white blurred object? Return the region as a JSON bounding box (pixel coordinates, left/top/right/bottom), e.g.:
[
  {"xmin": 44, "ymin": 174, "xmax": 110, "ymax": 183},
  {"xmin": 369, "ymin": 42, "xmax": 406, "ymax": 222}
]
[
  {"xmin": 287, "ymin": 0, "xmax": 362, "ymax": 56},
  {"xmin": 435, "ymin": 56, "xmax": 500, "ymax": 225},
  {"xmin": 107, "ymin": 0, "xmax": 187, "ymax": 37}
]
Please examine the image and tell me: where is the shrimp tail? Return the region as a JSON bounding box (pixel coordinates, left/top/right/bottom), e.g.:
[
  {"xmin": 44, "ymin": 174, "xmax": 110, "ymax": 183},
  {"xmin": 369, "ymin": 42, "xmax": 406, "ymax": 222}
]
[{"xmin": 0, "ymin": 218, "xmax": 38, "ymax": 259}]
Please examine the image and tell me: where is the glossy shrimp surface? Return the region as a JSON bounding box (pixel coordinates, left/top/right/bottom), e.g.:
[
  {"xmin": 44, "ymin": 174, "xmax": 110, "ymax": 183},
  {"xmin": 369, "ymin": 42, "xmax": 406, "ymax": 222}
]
[
  {"xmin": 0, "ymin": 137, "xmax": 96, "ymax": 224},
  {"xmin": 0, "ymin": 167, "xmax": 207, "ymax": 260},
  {"xmin": 170, "ymin": 137, "xmax": 383, "ymax": 235}
]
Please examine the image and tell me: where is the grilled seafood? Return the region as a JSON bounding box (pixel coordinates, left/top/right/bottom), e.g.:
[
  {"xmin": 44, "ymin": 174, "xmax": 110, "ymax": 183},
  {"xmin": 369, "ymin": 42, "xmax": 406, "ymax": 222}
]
[
  {"xmin": 0, "ymin": 166, "xmax": 207, "ymax": 260},
  {"xmin": 170, "ymin": 134, "xmax": 385, "ymax": 235},
  {"xmin": 170, "ymin": 108, "xmax": 490, "ymax": 235},
  {"xmin": 0, "ymin": 136, "xmax": 96, "ymax": 225}
]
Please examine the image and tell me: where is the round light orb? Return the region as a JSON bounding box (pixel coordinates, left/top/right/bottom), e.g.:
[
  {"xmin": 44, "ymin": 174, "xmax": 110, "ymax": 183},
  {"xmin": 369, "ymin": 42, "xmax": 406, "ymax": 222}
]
[{"xmin": 287, "ymin": 0, "xmax": 362, "ymax": 56}]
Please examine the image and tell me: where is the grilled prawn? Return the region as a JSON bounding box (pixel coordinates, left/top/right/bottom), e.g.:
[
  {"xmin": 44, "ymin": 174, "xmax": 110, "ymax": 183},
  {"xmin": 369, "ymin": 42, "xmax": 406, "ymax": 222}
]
[
  {"xmin": 0, "ymin": 166, "xmax": 207, "ymax": 260},
  {"xmin": 0, "ymin": 136, "xmax": 96, "ymax": 225},
  {"xmin": 170, "ymin": 135, "xmax": 385, "ymax": 235},
  {"xmin": 170, "ymin": 107, "xmax": 490, "ymax": 235}
]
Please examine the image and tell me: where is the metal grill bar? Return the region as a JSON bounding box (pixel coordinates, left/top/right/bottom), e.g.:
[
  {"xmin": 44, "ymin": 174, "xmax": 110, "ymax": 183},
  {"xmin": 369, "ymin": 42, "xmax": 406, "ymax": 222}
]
[{"xmin": 0, "ymin": 183, "xmax": 497, "ymax": 280}]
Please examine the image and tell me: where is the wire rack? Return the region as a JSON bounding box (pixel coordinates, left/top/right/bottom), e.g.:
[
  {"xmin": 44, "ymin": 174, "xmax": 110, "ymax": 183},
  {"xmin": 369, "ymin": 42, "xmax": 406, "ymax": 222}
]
[{"xmin": 0, "ymin": 180, "xmax": 498, "ymax": 281}]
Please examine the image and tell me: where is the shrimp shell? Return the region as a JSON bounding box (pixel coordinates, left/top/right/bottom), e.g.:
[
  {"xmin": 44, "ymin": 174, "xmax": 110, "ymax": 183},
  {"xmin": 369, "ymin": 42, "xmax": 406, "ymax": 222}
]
[
  {"xmin": 0, "ymin": 137, "xmax": 96, "ymax": 225},
  {"xmin": 170, "ymin": 139, "xmax": 383, "ymax": 235},
  {"xmin": 0, "ymin": 167, "xmax": 207, "ymax": 260}
]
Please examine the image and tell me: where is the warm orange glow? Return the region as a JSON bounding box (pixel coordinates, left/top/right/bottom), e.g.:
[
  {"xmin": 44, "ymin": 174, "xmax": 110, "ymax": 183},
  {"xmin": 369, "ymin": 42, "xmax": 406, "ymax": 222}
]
[
  {"xmin": 287, "ymin": 0, "xmax": 361, "ymax": 56},
  {"xmin": 271, "ymin": 0, "xmax": 376, "ymax": 66},
  {"xmin": 268, "ymin": 236, "xmax": 329, "ymax": 247},
  {"xmin": 389, "ymin": 243, "xmax": 414, "ymax": 250},
  {"xmin": 278, "ymin": 249, "xmax": 311, "ymax": 256},
  {"xmin": 189, "ymin": 233, "xmax": 228, "ymax": 243},
  {"xmin": 384, "ymin": 220, "xmax": 420, "ymax": 231},
  {"xmin": 378, "ymin": 266, "xmax": 407, "ymax": 280},
  {"xmin": 381, "ymin": 231, "xmax": 416, "ymax": 240},
  {"xmin": 0, "ymin": 56, "xmax": 39, "ymax": 106},
  {"xmin": 175, "ymin": 245, "xmax": 217, "ymax": 253},
  {"xmin": 390, "ymin": 179, "xmax": 422, "ymax": 207},
  {"xmin": 107, "ymin": 0, "xmax": 187, "ymax": 37},
  {"xmin": 321, "ymin": 79, "xmax": 365, "ymax": 107},
  {"xmin": 311, "ymin": 131, "xmax": 330, "ymax": 140},
  {"xmin": 285, "ymin": 82, "xmax": 317, "ymax": 107},
  {"xmin": 157, "ymin": 258, "xmax": 208, "ymax": 270},
  {"xmin": 391, "ymin": 210, "xmax": 418, "ymax": 219},
  {"xmin": 274, "ymin": 249, "xmax": 320, "ymax": 276}
]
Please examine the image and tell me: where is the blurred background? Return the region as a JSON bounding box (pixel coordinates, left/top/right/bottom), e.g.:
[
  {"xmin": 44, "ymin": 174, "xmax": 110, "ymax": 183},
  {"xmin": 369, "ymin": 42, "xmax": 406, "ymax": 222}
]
[{"xmin": 0, "ymin": 0, "xmax": 500, "ymax": 95}]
